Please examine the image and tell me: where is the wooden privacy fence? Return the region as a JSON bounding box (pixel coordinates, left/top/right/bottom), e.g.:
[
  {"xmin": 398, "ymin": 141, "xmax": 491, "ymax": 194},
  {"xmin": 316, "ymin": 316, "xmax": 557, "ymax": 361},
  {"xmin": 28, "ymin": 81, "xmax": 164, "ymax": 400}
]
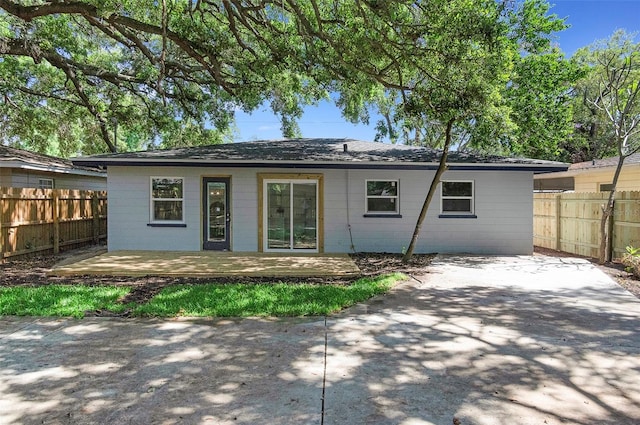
[
  {"xmin": 534, "ymin": 191, "xmax": 640, "ymax": 259},
  {"xmin": 0, "ymin": 187, "xmax": 107, "ymax": 260}
]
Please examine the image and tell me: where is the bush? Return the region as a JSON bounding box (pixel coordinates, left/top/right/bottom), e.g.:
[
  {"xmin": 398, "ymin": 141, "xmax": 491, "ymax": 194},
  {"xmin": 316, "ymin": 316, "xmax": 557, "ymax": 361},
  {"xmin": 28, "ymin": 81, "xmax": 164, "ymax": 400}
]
[{"xmin": 622, "ymin": 246, "xmax": 640, "ymax": 278}]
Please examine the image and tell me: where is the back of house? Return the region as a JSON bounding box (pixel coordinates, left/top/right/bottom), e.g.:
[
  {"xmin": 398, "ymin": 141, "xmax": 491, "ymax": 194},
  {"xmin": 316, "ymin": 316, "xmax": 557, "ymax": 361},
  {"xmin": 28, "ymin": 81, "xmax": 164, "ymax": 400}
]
[{"xmin": 73, "ymin": 138, "xmax": 566, "ymax": 255}]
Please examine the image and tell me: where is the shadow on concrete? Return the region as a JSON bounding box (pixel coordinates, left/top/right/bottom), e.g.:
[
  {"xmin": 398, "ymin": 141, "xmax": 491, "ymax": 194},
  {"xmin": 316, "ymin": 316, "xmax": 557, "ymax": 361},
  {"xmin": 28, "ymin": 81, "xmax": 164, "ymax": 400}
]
[
  {"xmin": 324, "ymin": 264, "xmax": 640, "ymax": 425},
  {"xmin": 0, "ymin": 317, "xmax": 326, "ymax": 425}
]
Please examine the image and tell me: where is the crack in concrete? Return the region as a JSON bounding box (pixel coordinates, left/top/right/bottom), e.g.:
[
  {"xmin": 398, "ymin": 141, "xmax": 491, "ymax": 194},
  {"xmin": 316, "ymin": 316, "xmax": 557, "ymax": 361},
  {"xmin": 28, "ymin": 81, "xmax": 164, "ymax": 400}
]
[{"xmin": 320, "ymin": 315, "xmax": 328, "ymax": 425}]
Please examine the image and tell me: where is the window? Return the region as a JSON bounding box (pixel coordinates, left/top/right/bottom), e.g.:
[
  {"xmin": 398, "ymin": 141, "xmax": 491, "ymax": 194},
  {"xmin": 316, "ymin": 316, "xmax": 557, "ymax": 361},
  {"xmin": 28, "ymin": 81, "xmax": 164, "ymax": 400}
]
[
  {"xmin": 366, "ymin": 180, "xmax": 399, "ymax": 214},
  {"xmin": 441, "ymin": 181, "xmax": 474, "ymax": 215},
  {"xmin": 599, "ymin": 183, "xmax": 614, "ymax": 192},
  {"xmin": 150, "ymin": 177, "xmax": 184, "ymax": 222},
  {"xmin": 38, "ymin": 178, "xmax": 54, "ymax": 189}
]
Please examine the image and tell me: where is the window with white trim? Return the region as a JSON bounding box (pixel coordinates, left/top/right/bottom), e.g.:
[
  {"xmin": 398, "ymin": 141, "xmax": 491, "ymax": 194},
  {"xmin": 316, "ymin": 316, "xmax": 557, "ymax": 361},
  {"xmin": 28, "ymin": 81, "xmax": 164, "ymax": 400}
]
[
  {"xmin": 150, "ymin": 177, "xmax": 184, "ymax": 222},
  {"xmin": 38, "ymin": 178, "xmax": 54, "ymax": 189},
  {"xmin": 441, "ymin": 181, "xmax": 474, "ymax": 214},
  {"xmin": 366, "ymin": 180, "xmax": 399, "ymax": 214}
]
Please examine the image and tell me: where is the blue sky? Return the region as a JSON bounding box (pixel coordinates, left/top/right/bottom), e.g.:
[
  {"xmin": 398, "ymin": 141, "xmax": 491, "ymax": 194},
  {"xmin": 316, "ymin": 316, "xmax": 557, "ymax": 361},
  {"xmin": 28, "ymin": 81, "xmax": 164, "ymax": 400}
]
[{"xmin": 233, "ymin": 1, "xmax": 640, "ymax": 143}]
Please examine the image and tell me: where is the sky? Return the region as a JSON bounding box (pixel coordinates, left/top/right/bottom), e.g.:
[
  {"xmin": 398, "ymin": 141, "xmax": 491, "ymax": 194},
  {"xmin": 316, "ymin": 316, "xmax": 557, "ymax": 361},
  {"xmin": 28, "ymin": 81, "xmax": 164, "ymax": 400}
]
[{"xmin": 232, "ymin": 0, "xmax": 640, "ymax": 143}]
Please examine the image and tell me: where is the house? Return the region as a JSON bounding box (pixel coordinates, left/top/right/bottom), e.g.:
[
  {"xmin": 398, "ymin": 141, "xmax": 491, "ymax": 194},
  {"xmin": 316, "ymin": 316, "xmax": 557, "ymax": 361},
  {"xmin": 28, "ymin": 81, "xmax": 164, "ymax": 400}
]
[
  {"xmin": 534, "ymin": 152, "xmax": 640, "ymax": 193},
  {"xmin": 72, "ymin": 138, "xmax": 566, "ymax": 255},
  {"xmin": 0, "ymin": 145, "xmax": 106, "ymax": 190}
]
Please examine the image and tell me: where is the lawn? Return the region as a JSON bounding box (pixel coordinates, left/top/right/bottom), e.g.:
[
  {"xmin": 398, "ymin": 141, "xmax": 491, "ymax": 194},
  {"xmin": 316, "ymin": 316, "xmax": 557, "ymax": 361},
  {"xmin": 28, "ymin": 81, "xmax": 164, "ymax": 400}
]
[
  {"xmin": 0, "ymin": 273, "xmax": 405, "ymax": 318},
  {"xmin": 0, "ymin": 285, "xmax": 132, "ymax": 319}
]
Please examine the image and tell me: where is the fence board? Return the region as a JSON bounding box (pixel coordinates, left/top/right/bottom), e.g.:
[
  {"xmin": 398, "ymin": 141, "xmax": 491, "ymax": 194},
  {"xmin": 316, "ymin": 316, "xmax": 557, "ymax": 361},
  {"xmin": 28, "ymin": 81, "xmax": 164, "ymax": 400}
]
[
  {"xmin": 0, "ymin": 187, "xmax": 107, "ymax": 260},
  {"xmin": 534, "ymin": 191, "xmax": 640, "ymax": 259}
]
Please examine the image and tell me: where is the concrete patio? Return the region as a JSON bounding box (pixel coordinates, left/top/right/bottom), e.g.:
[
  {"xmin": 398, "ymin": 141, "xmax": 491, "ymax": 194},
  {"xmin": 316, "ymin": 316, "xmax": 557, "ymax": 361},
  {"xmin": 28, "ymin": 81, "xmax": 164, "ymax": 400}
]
[{"xmin": 49, "ymin": 250, "xmax": 361, "ymax": 278}]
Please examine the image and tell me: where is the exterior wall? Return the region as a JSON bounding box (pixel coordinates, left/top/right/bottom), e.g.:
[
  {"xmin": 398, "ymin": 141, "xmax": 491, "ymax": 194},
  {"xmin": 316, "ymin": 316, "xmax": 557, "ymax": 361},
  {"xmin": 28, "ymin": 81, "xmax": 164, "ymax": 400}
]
[
  {"xmin": 0, "ymin": 167, "xmax": 106, "ymax": 190},
  {"xmin": 324, "ymin": 169, "xmax": 533, "ymax": 255},
  {"xmin": 107, "ymin": 166, "xmax": 534, "ymax": 255},
  {"xmin": 0, "ymin": 168, "xmax": 10, "ymax": 187},
  {"xmin": 573, "ymin": 166, "xmax": 640, "ymax": 192}
]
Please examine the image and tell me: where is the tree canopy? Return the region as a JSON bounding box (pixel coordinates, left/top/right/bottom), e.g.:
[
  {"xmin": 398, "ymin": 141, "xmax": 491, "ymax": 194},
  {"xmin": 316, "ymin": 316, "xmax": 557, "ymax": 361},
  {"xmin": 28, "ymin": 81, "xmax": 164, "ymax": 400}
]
[
  {"xmin": 570, "ymin": 30, "xmax": 640, "ymax": 163},
  {"xmin": 0, "ymin": 0, "xmax": 327, "ymax": 154},
  {"xmin": 1, "ymin": 0, "xmax": 572, "ymax": 158}
]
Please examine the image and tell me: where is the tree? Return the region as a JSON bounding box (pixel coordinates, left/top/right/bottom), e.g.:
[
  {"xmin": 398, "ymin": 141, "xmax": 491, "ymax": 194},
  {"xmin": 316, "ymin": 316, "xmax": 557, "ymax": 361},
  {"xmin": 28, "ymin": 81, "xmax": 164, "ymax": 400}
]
[
  {"xmin": 468, "ymin": 49, "xmax": 584, "ymax": 161},
  {"xmin": 1, "ymin": 0, "xmax": 568, "ymax": 260},
  {"xmin": 575, "ymin": 31, "xmax": 640, "ymax": 263},
  {"xmin": 0, "ymin": 0, "xmax": 325, "ymax": 154}
]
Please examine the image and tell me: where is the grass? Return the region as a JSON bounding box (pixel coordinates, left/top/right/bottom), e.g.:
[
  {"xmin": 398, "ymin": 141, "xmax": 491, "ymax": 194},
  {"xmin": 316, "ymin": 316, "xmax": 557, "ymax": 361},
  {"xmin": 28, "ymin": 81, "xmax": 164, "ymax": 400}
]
[
  {"xmin": 133, "ymin": 273, "xmax": 405, "ymax": 317},
  {"xmin": 0, "ymin": 285, "xmax": 132, "ymax": 319},
  {"xmin": 0, "ymin": 273, "xmax": 406, "ymax": 319}
]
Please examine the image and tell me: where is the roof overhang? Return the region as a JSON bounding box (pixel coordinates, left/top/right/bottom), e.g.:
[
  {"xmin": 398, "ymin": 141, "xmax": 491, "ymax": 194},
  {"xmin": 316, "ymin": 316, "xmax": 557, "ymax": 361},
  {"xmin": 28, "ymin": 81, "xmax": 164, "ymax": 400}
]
[
  {"xmin": 1, "ymin": 159, "xmax": 106, "ymax": 178},
  {"xmin": 71, "ymin": 157, "xmax": 568, "ymax": 173}
]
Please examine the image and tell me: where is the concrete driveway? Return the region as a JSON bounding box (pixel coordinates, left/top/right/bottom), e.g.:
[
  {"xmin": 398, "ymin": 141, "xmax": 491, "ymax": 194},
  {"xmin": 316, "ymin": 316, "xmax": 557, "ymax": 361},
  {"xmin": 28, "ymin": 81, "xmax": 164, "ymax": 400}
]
[{"xmin": 1, "ymin": 255, "xmax": 639, "ymax": 425}]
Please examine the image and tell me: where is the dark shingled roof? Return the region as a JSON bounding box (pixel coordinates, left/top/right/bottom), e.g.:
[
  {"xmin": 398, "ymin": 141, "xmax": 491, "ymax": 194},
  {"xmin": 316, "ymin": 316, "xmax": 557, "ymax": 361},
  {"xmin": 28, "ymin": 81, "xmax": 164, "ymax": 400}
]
[
  {"xmin": 1, "ymin": 145, "xmax": 104, "ymax": 174},
  {"xmin": 569, "ymin": 152, "xmax": 640, "ymax": 171},
  {"xmin": 72, "ymin": 138, "xmax": 566, "ymax": 171}
]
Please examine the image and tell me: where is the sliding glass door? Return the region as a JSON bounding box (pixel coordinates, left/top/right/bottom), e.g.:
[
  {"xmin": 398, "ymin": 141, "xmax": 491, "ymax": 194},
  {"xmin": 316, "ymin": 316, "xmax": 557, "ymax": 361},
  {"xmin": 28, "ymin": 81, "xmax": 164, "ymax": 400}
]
[{"xmin": 265, "ymin": 180, "xmax": 317, "ymax": 251}]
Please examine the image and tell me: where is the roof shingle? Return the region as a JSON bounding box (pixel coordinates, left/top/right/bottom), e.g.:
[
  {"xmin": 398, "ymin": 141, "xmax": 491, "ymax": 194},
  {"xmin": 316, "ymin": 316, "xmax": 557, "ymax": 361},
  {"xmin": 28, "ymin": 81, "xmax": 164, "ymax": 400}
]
[{"xmin": 73, "ymin": 138, "xmax": 565, "ymax": 169}]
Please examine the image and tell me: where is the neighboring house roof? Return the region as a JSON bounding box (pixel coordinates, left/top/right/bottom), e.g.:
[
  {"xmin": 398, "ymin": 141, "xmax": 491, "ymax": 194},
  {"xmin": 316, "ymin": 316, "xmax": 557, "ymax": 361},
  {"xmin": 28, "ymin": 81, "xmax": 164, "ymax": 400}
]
[
  {"xmin": 0, "ymin": 145, "xmax": 106, "ymax": 177},
  {"xmin": 535, "ymin": 151, "xmax": 640, "ymax": 180},
  {"xmin": 72, "ymin": 138, "xmax": 567, "ymax": 173},
  {"xmin": 569, "ymin": 152, "xmax": 640, "ymax": 171}
]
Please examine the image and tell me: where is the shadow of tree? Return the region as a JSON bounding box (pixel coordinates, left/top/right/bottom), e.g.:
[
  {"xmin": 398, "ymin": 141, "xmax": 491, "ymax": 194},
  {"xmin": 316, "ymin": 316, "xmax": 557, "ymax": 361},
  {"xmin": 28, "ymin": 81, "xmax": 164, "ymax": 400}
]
[
  {"xmin": 324, "ymin": 273, "xmax": 640, "ymax": 425},
  {"xmin": 0, "ymin": 317, "xmax": 326, "ymax": 424}
]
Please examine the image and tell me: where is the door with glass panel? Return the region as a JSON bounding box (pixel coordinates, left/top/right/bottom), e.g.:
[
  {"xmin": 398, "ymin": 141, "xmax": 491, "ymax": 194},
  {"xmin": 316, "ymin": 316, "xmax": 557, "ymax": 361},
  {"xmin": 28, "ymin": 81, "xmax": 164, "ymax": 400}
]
[
  {"xmin": 265, "ymin": 180, "xmax": 317, "ymax": 251},
  {"xmin": 203, "ymin": 177, "xmax": 230, "ymax": 250}
]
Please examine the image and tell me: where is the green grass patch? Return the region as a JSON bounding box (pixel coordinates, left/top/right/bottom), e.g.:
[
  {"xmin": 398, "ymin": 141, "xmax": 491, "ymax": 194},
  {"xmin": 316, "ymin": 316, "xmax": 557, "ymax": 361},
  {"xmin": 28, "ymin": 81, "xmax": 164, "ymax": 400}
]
[
  {"xmin": 134, "ymin": 273, "xmax": 406, "ymax": 317},
  {"xmin": 0, "ymin": 285, "xmax": 131, "ymax": 319}
]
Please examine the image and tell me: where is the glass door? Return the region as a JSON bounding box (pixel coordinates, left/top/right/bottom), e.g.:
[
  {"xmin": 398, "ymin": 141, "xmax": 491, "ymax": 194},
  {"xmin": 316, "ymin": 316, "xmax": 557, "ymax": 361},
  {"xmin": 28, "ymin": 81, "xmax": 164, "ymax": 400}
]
[
  {"xmin": 203, "ymin": 177, "xmax": 230, "ymax": 250},
  {"xmin": 265, "ymin": 180, "xmax": 317, "ymax": 251}
]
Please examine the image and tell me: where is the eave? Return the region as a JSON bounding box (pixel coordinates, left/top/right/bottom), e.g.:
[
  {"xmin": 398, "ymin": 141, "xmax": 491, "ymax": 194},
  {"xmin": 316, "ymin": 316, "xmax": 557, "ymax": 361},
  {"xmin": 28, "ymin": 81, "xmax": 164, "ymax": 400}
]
[{"xmin": 71, "ymin": 157, "xmax": 568, "ymax": 173}]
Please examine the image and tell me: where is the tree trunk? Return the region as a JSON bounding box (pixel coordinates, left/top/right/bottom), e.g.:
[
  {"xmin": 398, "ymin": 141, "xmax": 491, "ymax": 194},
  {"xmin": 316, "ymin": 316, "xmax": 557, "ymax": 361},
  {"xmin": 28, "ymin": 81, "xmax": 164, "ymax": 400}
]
[
  {"xmin": 598, "ymin": 155, "xmax": 626, "ymax": 263},
  {"xmin": 402, "ymin": 118, "xmax": 455, "ymax": 263}
]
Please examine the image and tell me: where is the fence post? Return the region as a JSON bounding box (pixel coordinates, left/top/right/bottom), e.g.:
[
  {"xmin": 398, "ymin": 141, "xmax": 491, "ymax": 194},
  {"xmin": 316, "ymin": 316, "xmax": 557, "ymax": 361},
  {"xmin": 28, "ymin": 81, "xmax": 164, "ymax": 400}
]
[
  {"xmin": 0, "ymin": 194, "xmax": 3, "ymax": 260},
  {"xmin": 52, "ymin": 190, "xmax": 60, "ymax": 254},
  {"xmin": 608, "ymin": 198, "xmax": 616, "ymax": 261},
  {"xmin": 92, "ymin": 192, "xmax": 100, "ymax": 244},
  {"xmin": 555, "ymin": 194, "xmax": 562, "ymax": 251}
]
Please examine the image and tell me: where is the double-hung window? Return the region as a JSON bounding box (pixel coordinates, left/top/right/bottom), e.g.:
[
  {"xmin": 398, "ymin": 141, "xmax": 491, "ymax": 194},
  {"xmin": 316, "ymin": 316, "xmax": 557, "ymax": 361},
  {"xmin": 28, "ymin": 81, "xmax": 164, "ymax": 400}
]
[
  {"xmin": 441, "ymin": 181, "xmax": 474, "ymax": 215},
  {"xmin": 366, "ymin": 180, "xmax": 399, "ymax": 214},
  {"xmin": 150, "ymin": 177, "xmax": 184, "ymax": 223}
]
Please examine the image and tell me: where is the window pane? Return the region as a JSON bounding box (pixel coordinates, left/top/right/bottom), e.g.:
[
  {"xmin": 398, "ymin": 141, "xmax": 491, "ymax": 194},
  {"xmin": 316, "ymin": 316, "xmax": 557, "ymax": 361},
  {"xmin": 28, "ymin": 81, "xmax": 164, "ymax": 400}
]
[
  {"xmin": 367, "ymin": 181, "xmax": 397, "ymax": 196},
  {"xmin": 154, "ymin": 201, "xmax": 183, "ymax": 220},
  {"xmin": 152, "ymin": 178, "xmax": 183, "ymax": 198},
  {"xmin": 293, "ymin": 183, "xmax": 317, "ymax": 249},
  {"xmin": 442, "ymin": 199, "xmax": 471, "ymax": 212},
  {"xmin": 267, "ymin": 183, "xmax": 291, "ymax": 249},
  {"xmin": 208, "ymin": 182, "xmax": 226, "ymax": 241},
  {"xmin": 38, "ymin": 179, "xmax": 54, "ymax": 189},
  {"xmin": 442, "ymin": 182, "xmax": 472, "ymax": 197},
  {"xmin": 368, "ymin": 198, "xmax": 397, "ymax": 212}
]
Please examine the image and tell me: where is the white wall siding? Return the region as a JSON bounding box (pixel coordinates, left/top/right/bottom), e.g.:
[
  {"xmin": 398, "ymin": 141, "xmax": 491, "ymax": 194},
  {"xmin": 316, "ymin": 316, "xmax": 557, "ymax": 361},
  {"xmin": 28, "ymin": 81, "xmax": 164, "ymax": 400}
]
[
  {"xmin": 108, "ymin": 166, "xmax": 200, "ymax": 251},
  {"xmin": 228, "ymin": 169, "xmax": 259, "ymax": 251},
  {"xmin": 0, "ymin": 168, "xmax": 106, "ymax": 190},
  {"xmin": 333, "ymin": 169, "xmax": 533, "ymax": 255},
  {"xmin": 107, "ymin": 165, "xmax": 533, "ymax": 255}
]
